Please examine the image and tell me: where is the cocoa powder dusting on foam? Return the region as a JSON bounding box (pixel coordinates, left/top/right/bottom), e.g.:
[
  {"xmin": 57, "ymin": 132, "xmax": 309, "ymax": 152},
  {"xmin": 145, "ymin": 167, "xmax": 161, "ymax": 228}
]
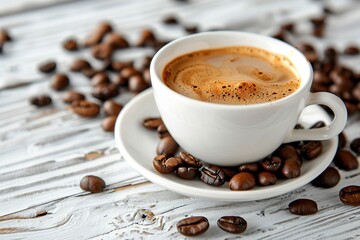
[{"xmin": 162, "ymin": 46, "xmax": 300, "ymax": 104}]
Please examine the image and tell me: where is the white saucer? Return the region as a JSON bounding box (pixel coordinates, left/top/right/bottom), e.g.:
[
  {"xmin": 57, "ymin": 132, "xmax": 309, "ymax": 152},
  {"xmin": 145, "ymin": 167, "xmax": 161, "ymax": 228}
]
[{"xmin": 115, "ymin": 89, "xmax": 338, "ymax": 202}]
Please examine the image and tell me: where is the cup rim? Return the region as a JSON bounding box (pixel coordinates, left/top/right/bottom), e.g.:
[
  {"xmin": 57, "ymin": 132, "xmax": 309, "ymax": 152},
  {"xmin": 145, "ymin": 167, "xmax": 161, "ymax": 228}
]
[{"xmin": 150, "ymin": 31, "xmax": 313, "ymax": 109}]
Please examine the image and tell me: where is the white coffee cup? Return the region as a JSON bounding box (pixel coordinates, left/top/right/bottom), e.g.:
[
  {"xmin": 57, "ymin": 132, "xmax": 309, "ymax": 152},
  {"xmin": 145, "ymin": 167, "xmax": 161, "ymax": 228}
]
[{"xmin": 150, "ymin": 31, "xmax": 347, "ymax": 166}]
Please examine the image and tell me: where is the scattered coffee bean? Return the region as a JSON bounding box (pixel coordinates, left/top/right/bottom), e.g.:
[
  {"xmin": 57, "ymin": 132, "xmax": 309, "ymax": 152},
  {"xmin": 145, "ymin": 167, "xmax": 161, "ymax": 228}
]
[
  {"xmin": 177, "ymin": 167, "xmax": 198, "ymax": 180},
  {"xmin": 113, "ymin": 74, "xmax": 128, "ymax": 87},
  {"xmin": 217, "ymin": 216, "xmax": 247, "ymax": 234},
  {"xmin": 177, "ymin": 216, "xmax": 209, "ymax": 236},
  {"xmin": 156, "ymin": 136, "xmax": 179, "ymax": 156},
  {"xmin": 92, "ymin": 83, "xmax": 119, "ymax": 101},
  {"xmin": 128, "ymin": 74, "xmax": 148, "ymax": 93},
  {"xmin": 312, "ymin": 166, "xmax": 340, "ymax": 188},
  {"xmin": 82, "ymin": 68, "xmax": 100, "ymax": 79},
  {"xmin": 339, "ymin": 185, "xmax": 360, "ymax": 206},
  {"xmin": 91, "ymin": 72, "xmax": 110, "ymax": 86},
  {"xmin": 51, "ymin": 73, "xmax": 70, "ymax": 91},
  {"xmin": 229, "ymin": 172, "xmax": 256, "ymax": 190},
  {"xmin": 136, "ymin": 29, "xmax": 156, "ymax": 47},
  {"xmin": 257, "ymin": 171, "xmax": 277, "ymax": 186},
  {"xmin": 63, "ymin": 91, "xmax": 85, "ymax": 104},
  {"xmin": 312, "ymin": 26, "xmax": 325, "ymax": 38},
  {"xmin": 84, "ymin": 22, "xmax": 113, "ymax": 47},
  {"xmin": 70, "ymin": 58, "xmax": 91, "ymax": 72},
  {"xmin": 200, "ymin": 165, "xmax": 226, "ymax": 186},
  {"xmin": 277, "ymin": 144, "xmax": 302, "ymax": 165},
  {"xmin": 153, "ymin": 155, "xmax": 182, "ymax": 174},
  {"xmin": 92, "ymin": 44, "xmax": 114, "ymax": 60},
  {"xmin": 30, "ymin": 95, "xmax": 52, "ymax": 107},
  {"xmin": 0, "ymin": 29, "xmax": 12, "ymax": 42},
  {"xmin": 334, "ymin": 150, "xmax": 358, "ymax": 171},
  {"xmin": 143, "ymin": 117, "xmax": 163, "ymax": 130},
  {"xmin": 179, "ymin": 151, "xmax": 202, "ymax": 168},
  {"xmin": 38, "ymin": 60, "xmax": 56, "ymax": 73},
  {"xmin": 101, "ymin": 116, "xmax": 117, "ymax": 132},
  {"xmin": 261, "ymin": 156, "xmax": 282, "ymax": 172},
  {"xmin": 289, "ymin": 199, "xmax": 318, "ymax": 215},
  {"xmin": 162, "ymin": 15, "xmax": 179, "ymax": 25},
  {"xmin": 63, "ymin": 38, "xmax": 78, "ymax": 51},
  {"xmin": 281, "ymin": 22, "xmax": 294, "ymax": 32},
  {"xmin": 184, "ymin": 25, "xmax": 198, "ymax": 34},
  {"xmin": 343, "ymin": 46, "xmax": 359, "ymax": 56},
  {"xmin": 110, "ymin": 60, "xmax": 133, "ymax": 72},
  {"xmin": 80, "ymin": 175, "xmax": 106, "ymax": 193},
  {"xmin": 350, "ymin": 138, "xmax": 360, "ymax": 155},
  {"xmin": 300, "ymin": 141, "xmax": 323, "ymax": 160},
  {"xmin": 157, "ymin": 123, "xmax": 169, "ymax": 138},
  {"xmin": 338, "ymin": 132, "xmax": 347, "ymax": 149},
  {"xmin": 238, "ymin": 163, "xmax": 259, "ymax": 173},
  {"xmin": 71, "ymin": 100, "xmax": 100, "ymax": 118},
  {"xmin": 120, "ymin": 66, "xmax": 140, "ymax": 80},
  {"xmin": 282, "ymin": 160, "xmax": 301, "ymax": 178},
  {"xmin": 104, "ymin": 33, "xmax": 129, "ymax": 49},
  {"xmin": 103, "ymin": 100, "xmax": 123, "ymax": 116}
]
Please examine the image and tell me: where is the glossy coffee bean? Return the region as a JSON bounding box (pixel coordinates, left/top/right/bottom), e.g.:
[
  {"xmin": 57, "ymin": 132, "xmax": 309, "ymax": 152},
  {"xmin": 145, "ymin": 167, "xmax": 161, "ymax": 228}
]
[
  {"xmin": 113, "ymin": 74, "xmax": 128, "ymax": 87},
  {"xmin": 71, "ymin": 100, "xmax": 100, "ymax": 118},
  {"xmin": 63, "ymin": 91, "xmax": 85, "ymax": 104},
  {"xmin": 334, "ymin": 150, "xmax": 358, "ymax": 171},
  {"xmin": 177, "ymin": 167, "xmax": 198, "ymax": 180},
  {"xmin": 84, "ymin": 22, "xmax": 113, "ymax": 47},
  {"xmin": 217, "ymin": 216, "xmax": 247, "ymax": 234},
  {"xmin": 103, "ymin": 100, "xmax": 123, "ymax": 116},
  {"xmin": 282, "ymin": 160, "xmax": 301, "ymax": 179},
  {"xmin": 51, "ymin": 73, "xmax": 70, "ymax": 91},
  {"xmin": 257, "ymin": 171, "xmax": 277, "ymax": 186},
  {"xmin": 222, "ymin": 167, "xmax": 239, "ymax": 181},
  {"xmin": 136, "ymin": 29, "xmax": 157, "ymax": 47},
  {"xmin": 153, "ymin": 155, "xmax": 182, "ymax": 174},
  {"xmin": 38, "ymin": 60, "xmax": 56, "ymax": 73},
  {"xmin": 350, "ymin": 138, "xmax": 360, "ymax": 155},
  {"xmin": 70, "ymin": 58, "xmax": 91, "ymax": 72},
  {"xmin": 338, "ymin": 132, "xmax": 347, "ymax": 149},
  {"xmin": 238, "ymin": 163, "xmax": 259, "ymax": 173},
  {"xmin": 104, "ymin": 33, "xmax": 129, "ymax": 49},
  {"xmin": 92, "ymin": 83, "xmax": 119, "ymax": 101},
  {"xmin": 343, "ymin": 46, "xmax": 360, "ymax": 56},
  {"xmin": 179, "ymin": 151, "xmax": 202, "ymax": 168},
  {"xmin": 63, "ymin": 38, "xmax": 78, "ymax": 51},
  {"xmin": 30, "ymin": 95, "xmax": 52, "ymax": 107},
  {"xmin": 92, "ymin": 44, "xmax": 113, "ymax": 60},
  {"xmin": 101, "ymin": 116, "xmax": 117, "ymax": 132},
  {"xmin": 80, "ymin": 175, "xmax": 106, "ymax": 193},
  {"xmin": 176, "ymin": 216, "xmax": 209, "ymax": 236},
  {"xmin": 289, "ymin": 199, "xmax": 318, "ymax": 215},
  {"xmin": 300, "ymin": 141, "xmax": 323, "ymax": 160},
  {"xmin": 312, "ymin": 166, "xmax": 340, "ymax": 188},
  {"xmin": 261, "ymin": 156, "xmax": 282, "ymax": 172},
  {"xmin": 157, "ymin": 123, "xmax": 168, "ymax": 137},
  {"xmin": 156, "ymin": 136, "xmax": 179, "ymax": 156},
  {"xmin": 277, "ymin": 144, "xmax": 302, "ymax": 165},
  {"xmin": 339, "ymin": 185, "xmax": 360, "ymax": 206},
  {"xmin": 120, "ymin": 67, "xmax": 140, "ymax": 80},
  {"xmin": 229, "ymin": 172, "xmax": 256, "ymax": 190},
  {"xmin": 199, "ymin": 165, "xmax": 226, "ymax": 186},
  {"xmin": 143, "ymin": 117, "xmax": 163, "ymax": 130},
  {"xmin": 91, "ymin": 72, "xmax": 110, "ymax": 86},
  {"xmin": 129, "ymin": 75, "xmax": 148, "ymax": 93}
]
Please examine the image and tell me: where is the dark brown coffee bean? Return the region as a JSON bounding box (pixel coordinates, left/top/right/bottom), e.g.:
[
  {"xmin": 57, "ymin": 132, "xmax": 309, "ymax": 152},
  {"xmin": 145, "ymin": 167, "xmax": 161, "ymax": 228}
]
[
  {"xmin": 304, "ymin": 51, "xmax": 318, "ymax": 63},
  {"xmin": 222, "ymin": 167, "xmax": 239, "ymax": 182},
  {"xmin": 30, "ymin": 95, "xmax": 52, "ymax": 107},
  {"xmin": 310, "ymin": 16, "xmax": 326, "ymax": 26},
  {"xmin": 136, "ymin": 29, "xmax": 156, "ymax": 47},
  {"xmin": 184, "ymin": 25, "xmax": 198, "ymax": 34},
  {"xmin": 156, "ymin": 136, "xmax": 179, "ymax": 156},
  {"xmin": 157, "ymin": 123, "xmax": 168, "ymax": 136},
  {"xmin": 177, "ymin": 167, "xmax": 198, "ymax": 180},
  {"xmin": 70, "ymin": 58, "xmax": 91, "ymax": 72},
  {"xmin": 109, "ymin": 61, "xmax": 133, "ymax": 72},
  {"xmin": 334, "ymin": 150, "xmax": 358, "ymax": 171},
  {"xmin": 179, "ymin": 151, "xmax": 202, "ymax": 168},
  {"xmin": 101, "ymin": 116, "xmax": 117, "ymax": 132},
  {"xmin": 289, "ymin": 199, "xmax": 318, "ymax": 215},
  {"xmin": 129, "ymin": 74, "xmax": 148, "ymax": 93},
  {"xmin": 84, "ymin": 22, "xmax": 113, "ymax": 47},
  {"xmin": 339, "ymin": 185, "xmax": 360, "ymax": 206},
  {"xmin": 238, "ymin": 163, "xmax": 259, "ymax": 173},
  {"xmin": 324, "ymin": 47, "xmax": 338, "ymax": 59},
  {"xmin": 63, "ymin": 38, "xmax": 78, "ymax": 51},
  {"xmin": 82, "ymin": 68, "xmax": 100, "ymax": 79},
  {"xmin": 261, "ymin": 156, "xmax": 282, "ymax": 172},
  {"xmin": 38, "ymin": 60, "xmax": 56, "ymax": 73},
  {"xmin": 103, "ymin": 100, "xmax": 123, "ymax": 116},
  {"xmin": 113, "ymin": 74, "xmax": 128, "ymax": 87},
  {"xmin": 217, "ymin": 216, "xmax": 247, "ymax": 234},
  {"xmin": 162, "ymin": 16, "xmax": 179, "ymax": 25},
  {"xmin": 91, "ymin": 72, "xmax": 110, "ymax": 86},
  {"xmin": 277, "ymin": 144, "xmax": 302, "ymax": 165},
  {"xmin": 296, "ymin": 43, "xmax": 315, "ymax": 53},
  {"xmin": 350, "ymin": 138, "xmax": 360, "ymax": 155},
  {"xmin": 300, "ymin": 141, "xmax": 323, "ymax": 160},
  {"xmin": 51, "ymin": 73, "xmax": 70, "ymax": 91},
  {"xmin": 338, "ymin": 132, "xmax": 347, "ymax": 149},
  {"xmin": 200, "ymin": 165, "xmax": 226, "ymax": 186},
  {"xmin": 92, "ymin": 44, "xmax": 113, "ymax": 61},
  {"xmin": 71, "ymin": 100, "xmax": 100, "ymax": 118},
  {"xmin": 0, "ymin": 29, "xmax": 12, "ymax": 42},
  {"xmin": 257, "ymin": 171, "xmax": 277, "ymax": 186},
  {"xmin": 92, "ymin": 83, "xmax": 119, "ymax": 101},
  {"xmin": 80, "ymin": 175, "xmax": 106, "ymax": 193},
  {"xmin": 343, "ymin": 46, "xmax": 359, "ymax": 56},
  {"xmin": 120, "ymin": 66, "xmax": 140, "ymax": 80},
  {"xmin": 281, "ymin": 22, "xmax": 294, "ymax": 32},
  {"xmin": 310, "ymin": 121, "xmax": 326, "ymax": 129},
  {"xmin": 153, "ymin": 155, "xmax": 181, "ymax": 174},
  {"xmin": 177, "ymin": 216, "xmax": 209, "ymax": 236},
  {"xmin": 104, "ymin": 33, "xmax": 129, "ymax": 49},
  {"xmin": 282, "ymin": 160, "xmax": 301, "ymax": 178},
  {"xmin": 312, "ymin": 167, "xmax": 340, "ymax": 188},
  {"xmin": 312, "ymin": 26, "xmax": 324, "ymax": 38},
  {"xmin": 229, "ymin": 172, "xmax": 256, "ymax": 190},
  {"xmin": 63, "ymin": 91, "xmax": 85, "ymax": 104},
  {"xmin": 143, "ymin": 117, "xmax": 163, "ymax": 130},
  {"xmin": 313, "ymin": 70, "xmax": 331, "ymax": 85}
]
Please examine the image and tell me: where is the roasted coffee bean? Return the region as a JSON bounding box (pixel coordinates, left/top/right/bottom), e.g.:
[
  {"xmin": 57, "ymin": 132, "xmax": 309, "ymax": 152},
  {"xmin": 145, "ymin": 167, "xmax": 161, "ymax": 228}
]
[
  {"xmin": 334, "ymin": 150, "xmax": 358, "ymax": 171},
  {"xmin": 300, "ymin": 141, "xmax": 322, "ymax": 160},
  {"xmin": 200, "ymin": 165, "xmax": 226, "ymax": 186},
  {"xmin": 257, "ymin": 171, "xmax": 277, "ymax": 186},
  {"xmin": 153, "ymin": 155, "xmax": 181, "ymax": 174},
  {"xmin": 162, "ymin": 16, "xmax": 179, "ymax": 25},
  {"xmin": 101, "ymin": 116, "xmax": 117, "ymax": 132},
  {"xmin": 71, "ymin": 100, "xmax": 100, "ymax": 118},
  {"xmin": 261, "ymin": 156, "xmax": 282, "ymax": 172},
  {"xmin": 289, "ymin": 199, "xmax": 318, "ymax": 215},
  {"xmin": 184, "ymin": 25, "xmax": 198, "ymax": 34},
  {"xmin": 217, "ymin": 216, "xmax": 247, "ymax": 234},
  {"xmin": 91, "ymin": 72, "xmax": 110, "ymax": 86},
  {"xmin": 277, "ymin": 144, "xmax": 302, "ymax": 165},
  {"xmin": 109, "ymin": 60, "xmax": 133, "ymax": 72},
  {"xmin": 339, "ymin": 185, "xmax": 360, "ymax": 206},
  {"xmin": 310, "ymin": 121, "xmax": 326, "ymax": 129},
  {"xmin": 222, "ymin": 167, "xmax": 238, "ymax": 181},
  {"xmin": 103, "ymin": 100, "xmax": 123, "ymax": 116},
  {"xmin": 120, "ymin": 66, "xmax": 140, "ymax": 80},
  {"xmin": 350, "ymin": 138, "xmax": 360, "ymax": 155},
  {"xmin": 143, "ymin": 117, "xmax": 163, "ymax": 130},
  {"xmin": 92, "ymin": 44, "xmax": 114, "ymax": 60},
  {"xmin": 113, "ymin": 74, "xmax": 128, "ymax": 87},
  {"xmin": 0, "ymin": 29, "xmax": 11, "ymax": 42},
  {"xmin": 82, "ymin": 68, "xmax": 100, "ymax": 79},
  {"xmin": 63, "ymin": 91, "xmax": 85, "ymax": 104},
  {"xmin": 313, "ymin": 70, "xmax": 331, "ymax": 85},
  {"xmin": 84, "ymin": 22, "xmax": 113, "ymax": 47},
  {"xmin": 238, "ymin": 163, "xmax": 259, "ymax": 173},
  {"xmin": 312, "ymin": 166, "xmax": 340, "ymax": 188},
  {"xmin": 38, "ymin": 60, "xmax": 56, "ymax": 73},
  {"xmin": 70, "ymin": 58, "xmax": 91, "ymax": 72},
  {"xmin": 312, "ymin": 26, "xmax": 324, "ymax": 38},
  {"xmin": 143, "ymin": 68, "xmax": 151, "ymax": 85},
  {"xmin": 156, "ymin": 136, "xmax": 179, "ymax": 156},
  {"xmin": 179, "ymin": 151, "xmax": 202, "ymax": 168},
  {"xmin": 338, "ymin": 132, "xmax": 347, "ymax": 149},
  {"xmin": 282, "ymin": 160, "xmax": 301, "ymax": 178},
  {"xmin": 30, "ymin": 95, "xmax": 52, "ymax": 107},
  {"xmin": 92, "ymin": 83, "xmax": 119, "ymax": 101},
  {"xmin": 129, "ymin": 74, "xmax": 148, "ymax": 93},
  {"xmin": 176, "ymin": 216, "xmax": 209, "ymax": 236},
  {"xmin": 343, "ymin": 46, "xmax": 359, "ymax": 56},
  {"xmin": 104, "ymin": 33, "xmax": 129, "ymax": 49},
  {"xmin": 136, "ymin": 29, "xmax": 156, "ymax": 47},
  {"xmin": 51, "ymin": 73, "xmax": 70, "ymax": 91},
  {"xmin": 281, "ymin": 22, "xmax": 294, "ymax": 32},
  {"xmin": 296, "ymin": 43, "xmax": 315, "ymax": 54},
  {"xmin": 324, "ymin": 47, "xmax": 338, "ymax": 59},
  {"xmin": 157, "ymin": 123, "xmax": 168, "ymax": 136},
  {"xmin": 63, "ymin": 38, "xmax": 78, "ymax": 51},
  {"xmin": 80, "ymin": 175, "xmax": 106, "ymax": 193},
  {"xmin": 177, "ymin": 167, "xmax": 198, "ymax": 180},
  {"xmin": 229, "ymin": 172, "xmax": 256, "ymax": 190}
]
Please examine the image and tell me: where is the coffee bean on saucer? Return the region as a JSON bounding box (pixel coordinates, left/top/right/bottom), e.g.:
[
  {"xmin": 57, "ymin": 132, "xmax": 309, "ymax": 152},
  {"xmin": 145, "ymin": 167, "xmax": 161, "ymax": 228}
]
[
  {"xmin": 310, "ymin": 121, "xmax": 326, "ymax": 129},
  {"xmin": 289, "ymin": 199, "xmax": 318, "ymax": 215},
  {"xmin": 104, "ymin": 33, "xmax": 129, "ymax": 49},
  {"xmin": 312, "ymin": 166, "xmax": 340, "ymax": 188},
  {"xmin": 38, "ymin": 60, "xmax": 56, "ymax": 73},
  {"xmin": 103, "ymin": 100, "xmax": 123, "ymax": 116},
  {"xmin": 339, "ymin": 185, "xmax": 360, "ymax": 206},
  {"xmin": 300, "ymin": 141, "xmax": 322, "ymax": 160},
  {"xmin": 70, "ymin": 58, "xmax": 91, "ymax": 72},
  {"xmin": 51, "ymin": 73, "xmax": 70, "ymax": 91},
  {"xmin": 261, "ymin": 156, "xmax": 282, "ymax": 172},
  {"xmin": 350, "ymin": 138, "xmax": 360, "ymax": 155},
  {"xmin": 217, "ymin": 216, "xmax": 247, "ymax": 234},
  {"xmin": 143, "ymin": 117, "xmax": 163, "ymax": 130},
  {"xmin": 101, "ymin": 116, "xmax": 117, "ymax": 132},
  {"xmin": 338, "ymin": 132, "xmax": 347, "ymax": 149},
  {"xmin": 80, "ymin": 175, "xmax": 106, "ymax": 193},
  {"xmin": 343, "ymin": 46, "xmax": 359, "ymax": 56},
  {"xmin": 176, "ymin": 216, "xmax": 209, "ymax": 236},
  {"xmin": 63, "ymin": 38, "xmax": 78, "ymax": 51},
  {"xmin": 282, "ymin": 160, "xmax": 301, "ymax": 179},
  {"xmin": 200, "ymin": 165, "xmax": 226, "ymax": 186},
  {"xmin": 221, "ymin": 167, "xmax": 239, "ymax": 181},
  {"xmin": 92, "ymin": 83, "xmax": 119, "ymax": 101},
  {"xmin": 91, "ymin": 72, "xmax": 110, "ymax": 86},
  {"xmin": 238, "ymin": 163, "xmax": 259, "ymax": 173},
  {"xmin": 156, "ymin": 136, "xmax": 179, "ymax": 156},
  {"xmin": 334, "ymin": 150, "xmax": 358, "ymax": 171},
  {"xmin": 129, "ymin": 74, "xmax": 148, "ymax": 93},
  {"xmin": 257, "ymin": 171, "xmax": 277, "ymax": 186},
  {"xmin": 63, "ymin": 91, "xmax": 85, "ymax": 104},
  {"xmin": 30, "ymin": 95, "xmax": 52, "ymax": 107},
  {"xmin": 71, "ymin": 100, "xmax": 100, "ymax": 118},
  {"xmin": 229, "ymin": 172, "xmax": 256, "ymax": 190},
  {"xmin": 177, "ymin": 167, "xmax": 198, "ymax": 180},
  {"xmin": 153, "ymin": 155, "xmax": 182, "ymax": 174},
  {"xmin": 277, "ymin": 144, "xmax": 302, "ymax": 165},
  {"xmin": 179, "ymin": 151, "xmax": 202, "ymax": 168}
]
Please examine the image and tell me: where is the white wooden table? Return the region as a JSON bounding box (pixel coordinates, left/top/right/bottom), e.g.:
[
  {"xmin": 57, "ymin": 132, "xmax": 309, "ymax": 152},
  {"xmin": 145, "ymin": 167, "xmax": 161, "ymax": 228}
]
[{"xmin": 0, "ymin": 0, "xmax": 360, "ymax": 239}]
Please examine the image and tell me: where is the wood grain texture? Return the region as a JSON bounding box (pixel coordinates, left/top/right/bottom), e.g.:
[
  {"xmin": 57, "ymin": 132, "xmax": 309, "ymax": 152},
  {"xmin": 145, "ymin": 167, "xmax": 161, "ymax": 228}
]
[{"xmin": 0, "ymin": 0, "xmax": 360, "ymax": 239}]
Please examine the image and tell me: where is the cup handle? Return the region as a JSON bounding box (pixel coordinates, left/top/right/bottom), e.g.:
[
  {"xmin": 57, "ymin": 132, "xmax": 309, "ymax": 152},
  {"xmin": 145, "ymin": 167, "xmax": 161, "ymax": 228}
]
[{"xmin": 284, "ymin": 92, "xmax": 347, "ymax": 143}]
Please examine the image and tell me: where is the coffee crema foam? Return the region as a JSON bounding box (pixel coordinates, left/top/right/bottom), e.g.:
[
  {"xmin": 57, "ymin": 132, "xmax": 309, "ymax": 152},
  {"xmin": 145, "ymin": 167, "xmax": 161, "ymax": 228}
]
[{"xmin": 162, "ymin": 46, "xmax": 300, "ymax": 104}]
